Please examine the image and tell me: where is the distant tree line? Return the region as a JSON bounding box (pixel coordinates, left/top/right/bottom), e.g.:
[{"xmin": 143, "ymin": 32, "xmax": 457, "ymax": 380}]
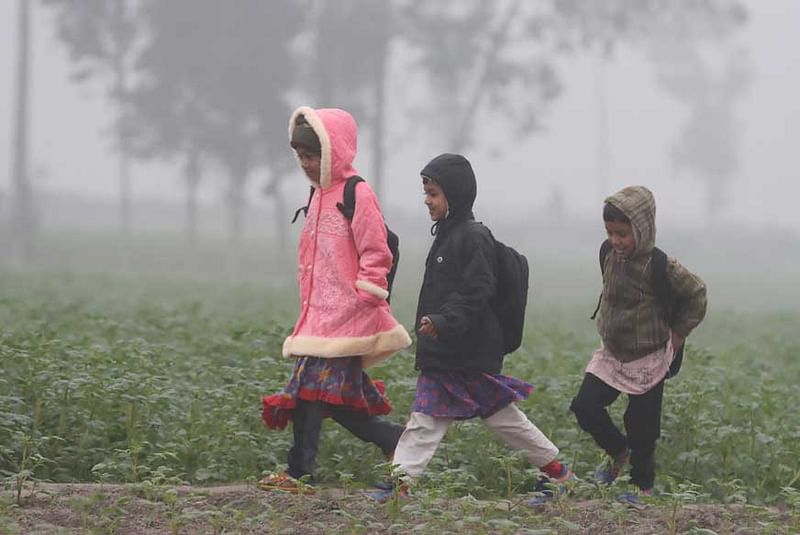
[{"xmin": 8, "ymin": 0, "xmax": 747, "ymax": 266}]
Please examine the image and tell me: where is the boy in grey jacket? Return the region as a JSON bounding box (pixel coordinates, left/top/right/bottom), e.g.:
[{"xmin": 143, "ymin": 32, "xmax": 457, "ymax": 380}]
[{"xmin": 571, "ymin": 186, "xmax": 707, "ymax": 504}]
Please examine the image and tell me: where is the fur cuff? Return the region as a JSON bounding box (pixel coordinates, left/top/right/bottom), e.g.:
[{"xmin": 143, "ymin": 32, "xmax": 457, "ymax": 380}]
[
  {"xmin": 283, "ymin": 324, "xmax": 411, "ymax": 368},
  {"xmin": 355, "ymin": 280, "xmax": 389, "ymax": 300}
]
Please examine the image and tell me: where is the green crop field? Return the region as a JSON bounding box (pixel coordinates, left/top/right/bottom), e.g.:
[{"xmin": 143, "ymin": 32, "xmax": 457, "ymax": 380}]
[{"xmin": 1, "ymin": 258, "xmax": 799, "ymax": 533}]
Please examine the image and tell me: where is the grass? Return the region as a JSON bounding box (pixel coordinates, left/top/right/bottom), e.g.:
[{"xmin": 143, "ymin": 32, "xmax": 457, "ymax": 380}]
[{"xmin": 1, "ymin": 268, "xmax": 799, "ymax": 515}]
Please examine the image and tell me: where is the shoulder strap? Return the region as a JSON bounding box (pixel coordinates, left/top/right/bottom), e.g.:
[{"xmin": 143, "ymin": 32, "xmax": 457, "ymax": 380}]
[
  {"xmin": 590, "ymin": 240, "xmax": 612, "ymax": 319},
  {"xmin": 337, "ymin": 175, "xmax": 365, "ymax": 221},
  {"xmin": 599, "ymin": 239, "xmax": 612, "ymax": 274},
  {"xmin": 651, "ymin": 246, "xmax": 672, "ymax": 321},
  {"xmin": 291, "ymin": 186, "xmax": 316, "ymax": 224},
  {"xmin": 651, "ymin": 246, "xmax": 684, "ymax": 378},
  {"xmin": 455, "ymin": 220, "xmax": 489, "ymax": 257}
]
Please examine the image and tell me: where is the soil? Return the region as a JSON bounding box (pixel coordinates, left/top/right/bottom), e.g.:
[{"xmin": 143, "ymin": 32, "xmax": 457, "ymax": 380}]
[{"xmin": 0, "ymin": 483, "xmax": 795, "ymax": 534}]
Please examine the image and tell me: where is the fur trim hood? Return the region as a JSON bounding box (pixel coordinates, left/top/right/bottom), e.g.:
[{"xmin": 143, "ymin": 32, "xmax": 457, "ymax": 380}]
[{"xmin": 288, "ymin": 106, "xmax": 359, "ymax": 189}]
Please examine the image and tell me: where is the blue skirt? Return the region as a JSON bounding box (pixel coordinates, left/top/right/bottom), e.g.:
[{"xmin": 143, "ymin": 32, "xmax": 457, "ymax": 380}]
[{"xmin": 411, "ymin": 369, "xmax": 533, "ymax": 419}]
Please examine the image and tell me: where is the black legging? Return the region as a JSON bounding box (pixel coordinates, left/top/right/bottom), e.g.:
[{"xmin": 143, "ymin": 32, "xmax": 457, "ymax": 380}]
[
  {"xmin": 570, "ymin": 372, "xmax": 665, "ymax": 490},
  {"xmin": 286, "ymin": 399, "xmax": 404, "ymax": 480}
]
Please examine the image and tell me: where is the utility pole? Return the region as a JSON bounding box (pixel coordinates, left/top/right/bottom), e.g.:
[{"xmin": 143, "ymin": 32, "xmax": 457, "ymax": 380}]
[
  {"xmin": 10, "ymin": 0, "xmax": 34, "ymax": 263},
  {"xmin": 113, "ymin": 0, "xmax": 132, "ymax": 260}
]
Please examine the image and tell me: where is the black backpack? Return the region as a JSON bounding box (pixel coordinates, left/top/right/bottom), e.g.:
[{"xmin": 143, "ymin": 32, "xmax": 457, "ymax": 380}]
[
  {"xmin": 493, "ymin": 239, "xmax": 530, "ymax": 355},
  {"xmin": 470, "ymin": 223, "xmax": 529, "ymax": 355},
  {"xmin": 292, "ymin": 176, "xmax": 400, "ymax": 302},
  {"xmin": 590, "ymin": 239, "xmax": 685, "ymax": 378}
]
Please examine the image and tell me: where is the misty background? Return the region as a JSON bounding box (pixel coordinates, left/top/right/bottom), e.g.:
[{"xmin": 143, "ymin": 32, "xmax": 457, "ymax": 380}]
[{"xmin": 1, "ymin": 0, "xmax": 799, "ymax": 320}]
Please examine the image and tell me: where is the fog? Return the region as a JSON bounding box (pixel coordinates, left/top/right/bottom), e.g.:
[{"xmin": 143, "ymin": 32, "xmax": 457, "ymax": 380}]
[{"xmin": 1, "ymin": 0, "xmax": 798, "ymax": 311}]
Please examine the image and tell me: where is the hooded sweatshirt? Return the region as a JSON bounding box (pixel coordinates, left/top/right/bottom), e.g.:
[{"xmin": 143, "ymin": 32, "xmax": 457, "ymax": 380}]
[
  {"xmin": 282, "ymin": 106, "xmax": 411, "ymax": 367},
  {"xmin": 415, "ymin": 153, "xmax": 505, "ymax": 373},
  {"xmin": 596, "ymin": 186, "xmax": 707, "ymax": 362}
]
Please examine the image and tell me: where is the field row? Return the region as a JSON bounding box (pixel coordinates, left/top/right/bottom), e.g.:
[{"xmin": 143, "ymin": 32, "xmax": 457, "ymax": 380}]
[{"xmin": 1, "ymin": 272, "xmax": 799, "ymax": 506}]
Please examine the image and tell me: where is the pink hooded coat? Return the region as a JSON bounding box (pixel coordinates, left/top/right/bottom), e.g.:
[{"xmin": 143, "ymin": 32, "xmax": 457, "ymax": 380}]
[{"xmin": 282, "ymin": 106, "xmax": 411, "ymax": 367}]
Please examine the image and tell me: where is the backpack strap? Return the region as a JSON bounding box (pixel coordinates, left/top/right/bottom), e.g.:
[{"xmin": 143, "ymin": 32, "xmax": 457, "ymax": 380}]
[
  {"xmin": 651, "ymin": 247, "xmax": 672, "ymax": 322},
  {"xmin": 590, "ymin": 240, "xmax": 612, "ymax": 319},
  {"xmin": 335, "ymin": 175, "xmax": 398, "ymax": 303},
  {"xmin": 591, "ymin": 242, "xmax": 673, "ymax": 321},
  {"xmin": 599, "ymin": 239, "xmax": 612, "ymax": 272},
  {"xmin": 291, "ymin": 186, "xmax": 316, "ymax": 223},
  {"xmin": 651, "ymin": 246, "xmax": 686, "ymax": 378},
  {"xmin": 337, "ymin": 175, "xmax": 365, "ymax": 220}
]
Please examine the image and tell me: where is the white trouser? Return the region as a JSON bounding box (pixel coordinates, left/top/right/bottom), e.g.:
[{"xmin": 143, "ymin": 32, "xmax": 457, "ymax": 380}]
[{"xmin": 392, "ymin": 403, "xmax": 559, "ymax": 479}]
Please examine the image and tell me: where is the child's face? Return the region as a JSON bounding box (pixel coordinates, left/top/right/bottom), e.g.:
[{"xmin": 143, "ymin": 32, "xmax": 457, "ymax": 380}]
[
  {"xmin": 605, "ymin": 220, "xmax": 636, "ymax": 258},
  {"xmin": 295, "ymin": 148, "xmax": 321, "ymax": 183},
  {"xmin": 423, "ymin": 180, "xmax": 448, "ymax": 221}
]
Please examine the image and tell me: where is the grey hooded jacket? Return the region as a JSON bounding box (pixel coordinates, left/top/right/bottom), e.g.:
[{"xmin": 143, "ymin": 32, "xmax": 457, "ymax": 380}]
[{"xmin": 596, "ymin": 186, "xmax": 708, "ymax": 362}]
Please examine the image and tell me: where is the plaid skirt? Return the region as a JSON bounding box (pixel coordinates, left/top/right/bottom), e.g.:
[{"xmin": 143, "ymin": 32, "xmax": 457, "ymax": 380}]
[
  {"xmin": 412, "ymin": 369, "xmax": 533, "ymax": 419},
  {"xmin": 262, "ymin": 355, "xmax": 393, "ymax": 429}
]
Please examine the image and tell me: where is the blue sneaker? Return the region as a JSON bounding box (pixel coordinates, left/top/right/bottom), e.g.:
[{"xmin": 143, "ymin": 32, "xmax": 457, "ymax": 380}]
[
  {"xmin": 526, "ymin": 464, "xmax": 574, "ymax": 507},
  {"xmin": 372, "ymin": 480, "xmax": 393, "ymax": 491},
  {"xmin": 616, "ymin": 487, "xmax": 652, "ymax": 508},
  {"xmin": 593, "ymin": 468, "xmax": 618, "ymax": 485},
  {"xmin": 366, "ymin": 487, "xmax": 393, "ymax": 503},
  {"xmin": 365, "ymin": 483, "xmax": 408, "ymax": 504},
  {"xmin": 593, "ymin": 449, "xmax": 630, "ymax": 485}
]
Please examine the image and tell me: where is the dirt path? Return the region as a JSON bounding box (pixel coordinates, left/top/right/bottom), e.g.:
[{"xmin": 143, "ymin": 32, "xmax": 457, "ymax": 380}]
[{"xmin": 1, "ymin": 483, "xmax": 795, "ymax": 534}]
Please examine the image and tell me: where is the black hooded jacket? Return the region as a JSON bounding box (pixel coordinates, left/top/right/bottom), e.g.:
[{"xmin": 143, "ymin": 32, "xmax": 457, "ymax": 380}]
[{"xmin": 415, "ymin": 154, "xmax": 505, "ymax": 374}]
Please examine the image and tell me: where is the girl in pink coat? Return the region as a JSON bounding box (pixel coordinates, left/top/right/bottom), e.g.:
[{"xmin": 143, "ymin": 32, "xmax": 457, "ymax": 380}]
[{"xmin": 260, "ymin": 106, "xmax": 411, "ymax": 491}]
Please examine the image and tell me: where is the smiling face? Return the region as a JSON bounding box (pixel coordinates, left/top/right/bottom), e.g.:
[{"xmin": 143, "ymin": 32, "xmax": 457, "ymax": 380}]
[
  {"xmin": 294, "ymin": 147, "xmax": 321, "ymax": 183},
  {"xmin": 605, "ymin": 220, "xmax": 636, "ymax": 258},
  {"xmin": 423, "ymin": 178, "xmax": 448, "ymax": 221}
]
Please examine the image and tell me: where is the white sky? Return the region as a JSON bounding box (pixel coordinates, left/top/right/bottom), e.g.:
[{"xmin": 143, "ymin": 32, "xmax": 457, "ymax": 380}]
[{"xmin": 1, "ymin": 0, "xmax": 798, "ymax": 233}]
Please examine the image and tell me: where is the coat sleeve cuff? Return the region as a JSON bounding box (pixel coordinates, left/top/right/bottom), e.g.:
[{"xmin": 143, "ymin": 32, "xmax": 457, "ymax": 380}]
[
  {"xmin": 356, "ymin": 279, "xmax": 389, "ymax": 300},
  {"xmin": 426, "ymin": 313, "xmax": 448, "ymax": 339}
]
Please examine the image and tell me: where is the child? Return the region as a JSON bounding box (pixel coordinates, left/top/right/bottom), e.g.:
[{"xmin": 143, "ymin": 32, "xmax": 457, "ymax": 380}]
[
  {"xmin": 570, "ymin": 185, "xmax": 707, "ymax": 504},
  {"xmin": 370, "ymin": 153, "xmax": 571, "ymax": 505},
  {"xmin": 260, "ymin": 106, "xmax": 412, "ymax": 491}
]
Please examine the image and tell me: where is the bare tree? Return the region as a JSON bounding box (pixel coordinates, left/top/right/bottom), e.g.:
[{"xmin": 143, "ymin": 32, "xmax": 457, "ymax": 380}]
[
  {"xmin": 293, "ymin": 0, "xmax": 397, "ymax": 199},
  {"xmin": 41, "ymin": 0, "xmax": 140, "ymax": 261},
  {"xmin": 552, "ymin": 0, "xmax": 748, "ymax": 203},
  {"xmin": 653, "ymin": 42, "xmax": 750, "ymax": 221},
  {"xmin": 400, "ymin": 1, "xmax": 562, "ymax": 153},
  {"xmin": 126, "ymin": 0, "xmax": 302, "ymax": 272}
]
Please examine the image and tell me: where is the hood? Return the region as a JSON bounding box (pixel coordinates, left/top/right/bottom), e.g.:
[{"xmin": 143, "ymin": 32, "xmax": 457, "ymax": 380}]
[
  {"xmin": 420, "ymin": 153, "xmax": 476, "ymax": 222},
  {"xmin": 605, "ymin": 186, "xmax": 656, "ymax": 259},
  {"xmin": 288, "ymin": 106, "xmax": 358, "ymax": 189}
]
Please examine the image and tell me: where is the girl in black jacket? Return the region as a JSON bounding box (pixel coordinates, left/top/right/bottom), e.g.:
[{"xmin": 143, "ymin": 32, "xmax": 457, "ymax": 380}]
[{"xmin": 370, "ymin": 153, "xmax": 571, "ymax": 506}]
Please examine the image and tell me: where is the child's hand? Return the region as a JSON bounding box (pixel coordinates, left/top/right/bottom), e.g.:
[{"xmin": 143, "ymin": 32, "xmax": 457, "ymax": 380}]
[
  {"xmin": 670, "ymin": 332, "xmax": 686, "ymax": 353},
  {"xmin": 418, "ymin": 316, "xmax": 438, "ymax": 339}
]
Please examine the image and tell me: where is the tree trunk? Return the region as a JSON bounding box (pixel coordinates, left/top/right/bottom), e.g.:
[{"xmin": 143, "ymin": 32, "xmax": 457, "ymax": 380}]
[
  {"xmin": 270, "ymin": 179, "xmax": 289, "ymax": 257},
  {"xmin": 451, "ymin": 0, "xmax": 521, "ymax": 152},
  {"xmin": 263, "ymin": 165, "xmax": 293, "ymax": 274},
  {"xmin": 185, "ymin": 175, "xmax": 199, "ymax": 247},
  {"xmin": 10, "ymin": 0, "xmax": 34, "ymax": 263},
  {"xmin": 313, "ymin": 2, "xmax": 333, "ymax": 104},
  {"xmin": 370, "ymin": 2, "xmax": 390, "ymax": 201},
  {"xmin": 113, "ymin": 0, "xmax": 132, "ymax": 266},
  {"xmin": 226, "ymin": 170, "xmax": 247, "ymax": 279},
  {"xmin": 184, "ymin": 153, "xmax": 200, "ymax": 247},
  {"xmin": 594, "ymin": 50, "xmax": 610, "ymax": 199}
]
